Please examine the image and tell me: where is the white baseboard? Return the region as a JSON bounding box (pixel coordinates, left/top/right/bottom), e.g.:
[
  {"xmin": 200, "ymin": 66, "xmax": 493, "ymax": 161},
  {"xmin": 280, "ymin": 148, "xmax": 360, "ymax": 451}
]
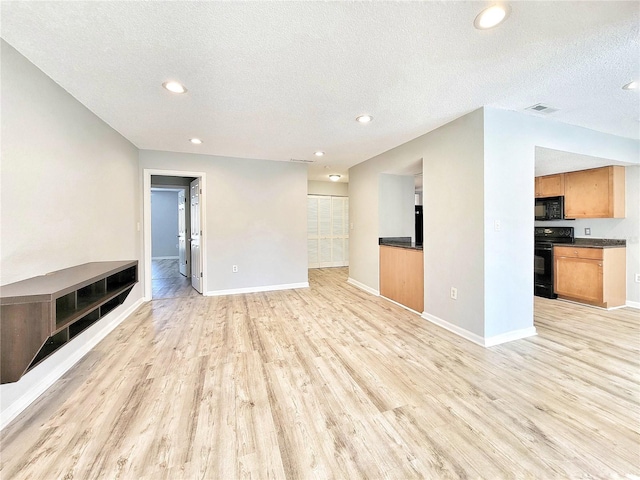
[
  {"xmin": 422, "ymin": 312, "xmax": 486, "ymax": 346},
  {"xmin": 151, "ymin": 256, "xmax": 179, "ymax": 260},
  {"xmin": 0, "ymin": 297, "xmax": 146, "ymax": 431},
  {"xmin": 205, "ymin": 282, "xmax": 309, "ymax": 297},
  {"xmin": 558, "ymin": 297, "xmax": 634, "ymax": 311},
  {"xmin": 347, "ymin": 277, "xmax": 380, "ymax": 296},
  {"xmin": 483, "ymin": 326, "xmax": 538, "ymax": 347},
  {"xmin": 421, "ymin": 312, "xmax": 537, "ymax": 347},
  {"xmin": 626, "ymin": 300, "xmax": 640, "ymax": 309}
]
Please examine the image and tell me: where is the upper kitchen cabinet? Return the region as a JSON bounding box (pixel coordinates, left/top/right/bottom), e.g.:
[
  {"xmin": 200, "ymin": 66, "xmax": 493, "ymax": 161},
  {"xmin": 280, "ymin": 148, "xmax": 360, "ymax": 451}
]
[
  {"xmin": 535, "ymin": 173, "xmax": 564, "ymax": 198},
  {"xmin": 564, "ymin": 166, "xmax": 625, "ymax": 219}
]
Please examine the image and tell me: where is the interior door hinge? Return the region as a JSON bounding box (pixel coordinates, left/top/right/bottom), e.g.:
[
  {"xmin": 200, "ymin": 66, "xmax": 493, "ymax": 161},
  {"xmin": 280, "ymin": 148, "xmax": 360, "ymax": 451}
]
[{"xmin": 200, "ymin": 272, "xmax": 203, "ymax": 277}]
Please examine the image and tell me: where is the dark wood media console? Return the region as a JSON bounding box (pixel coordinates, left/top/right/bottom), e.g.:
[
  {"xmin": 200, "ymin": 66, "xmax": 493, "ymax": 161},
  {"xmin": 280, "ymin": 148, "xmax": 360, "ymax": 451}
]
[{"xmin": 1, "ymin": 261, "xmax": 138, "ymax": 384}]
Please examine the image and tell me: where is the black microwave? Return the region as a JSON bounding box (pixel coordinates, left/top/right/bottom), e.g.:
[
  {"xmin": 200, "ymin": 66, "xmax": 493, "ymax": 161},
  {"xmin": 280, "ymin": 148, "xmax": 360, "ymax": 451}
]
[{"xmin": 535, "ymin": 196, "xmax": 565, "ymax": 221}]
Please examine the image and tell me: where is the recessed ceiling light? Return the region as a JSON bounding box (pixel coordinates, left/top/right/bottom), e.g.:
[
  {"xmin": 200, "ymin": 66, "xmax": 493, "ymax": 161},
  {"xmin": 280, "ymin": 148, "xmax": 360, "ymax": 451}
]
[
  {"xmin": 622, "ymin": 81, "xmax": 638, "ymax": 90},
  {"xmin": 356, "ymin": 114, "xmax": 373, "ymax": 123},
  {"xmin": 329, "ymin": 174, "xmax": 341, "ymax": 182},
  {"xmin": 474, "ymin": 4, "xmax": 510, "ymax": 30},
  {"xmin": 314, "ymin": 151, "xmax": 325, "ymax": 157},
  {"xmin": 162, "ymin": 81, "xmax": 187, "ymax": 94},
  {"xmin": 189, "ymin": 138, "xmax": 203, "ymax": 144}
]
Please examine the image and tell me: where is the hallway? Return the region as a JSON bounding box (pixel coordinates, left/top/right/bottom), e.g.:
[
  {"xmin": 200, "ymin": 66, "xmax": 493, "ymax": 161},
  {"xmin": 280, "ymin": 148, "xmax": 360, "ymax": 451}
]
[{"xmin": 151, "ymin": 258, "xmax": 199, "ymax": 299}]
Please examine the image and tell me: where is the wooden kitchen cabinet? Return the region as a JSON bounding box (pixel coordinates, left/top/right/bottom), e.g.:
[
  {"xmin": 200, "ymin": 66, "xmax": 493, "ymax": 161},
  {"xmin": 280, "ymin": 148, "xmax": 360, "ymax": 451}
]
[
  {"xmin": 535, "ymin": 173, "xmax": 564, "ymax": 198},
  {"xmin": 564, "ymin": 166, "xmax": 625, "ymax": 218},
  {"xmin": 380, "ymin": 245, "xmax": 424, "ymax": 313},
  {"xmin": 554, "ymin": 246, "xmax": 625, "ymax": 308}
]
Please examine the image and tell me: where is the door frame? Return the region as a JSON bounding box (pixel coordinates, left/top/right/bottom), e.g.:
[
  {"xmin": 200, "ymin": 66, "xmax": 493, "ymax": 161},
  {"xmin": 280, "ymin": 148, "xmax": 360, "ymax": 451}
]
[{"xmin": 143, "ymin": 169, "xmax": 207, "ymax": 300}]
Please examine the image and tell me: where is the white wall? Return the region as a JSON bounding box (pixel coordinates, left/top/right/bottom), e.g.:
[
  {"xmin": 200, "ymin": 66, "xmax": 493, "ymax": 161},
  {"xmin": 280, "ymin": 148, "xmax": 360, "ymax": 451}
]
[
  {"xmin": 308, "ymin": 180, "xmax": 348, "ymax": 197},
  {"xmin": 483, "ymin": 110, "xmax": 536, "ymax": 337},
  {"xmin": 140, "ymin": 150, "xmax": 308, "ymax": 293},
  {"xmin": 151, "ymin": 190, "xmax": 179, "ymax": 258},
  {"xmin": 349, "ymin": 109, "xmax": 487, "ymax": 335},
  {"xmin": 1, "ymin": 40, "xmax": 142, "ymax": 424},
  {"xmin": 422, "ymin": 110, "xmax": 487, "ymax": 337},
  {"xmin": 379, "ymin": 174, "xmax": 415, "ymax": 240}
]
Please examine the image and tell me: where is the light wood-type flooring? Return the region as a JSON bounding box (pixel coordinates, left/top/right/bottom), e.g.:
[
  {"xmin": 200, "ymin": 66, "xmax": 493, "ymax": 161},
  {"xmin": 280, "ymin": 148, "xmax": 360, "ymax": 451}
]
[
  {"xmin": 1, "ymin": 268, "xmax": 638, "ymax": 479},
  {"xmin": 152, "ymin": 258, "xmax": 199, "ymax": 300}
]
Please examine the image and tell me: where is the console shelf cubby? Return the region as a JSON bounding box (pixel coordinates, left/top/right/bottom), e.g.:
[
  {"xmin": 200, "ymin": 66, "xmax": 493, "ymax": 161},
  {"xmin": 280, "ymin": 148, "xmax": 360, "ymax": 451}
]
[{"xmin": 1, "ymin": 261, "xmax": 138, "ymax": 384}]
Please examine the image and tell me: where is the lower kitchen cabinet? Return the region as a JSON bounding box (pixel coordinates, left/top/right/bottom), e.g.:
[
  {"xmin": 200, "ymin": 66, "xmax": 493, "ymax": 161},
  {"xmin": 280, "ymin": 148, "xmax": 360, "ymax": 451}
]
[
  {"xmin": 380, "ymin": 245, "xmax": 424, "ymax": 313},
  {"xmin": 554, "ymin": 246, "xmax": 626, "ymax": 308}
]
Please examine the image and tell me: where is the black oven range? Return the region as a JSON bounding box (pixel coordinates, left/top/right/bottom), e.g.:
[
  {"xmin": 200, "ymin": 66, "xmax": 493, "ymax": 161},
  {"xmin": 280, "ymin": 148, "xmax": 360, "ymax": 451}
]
[{"xmin": 534, "ymin": 227, "xmax": 574, "ymax": 299}]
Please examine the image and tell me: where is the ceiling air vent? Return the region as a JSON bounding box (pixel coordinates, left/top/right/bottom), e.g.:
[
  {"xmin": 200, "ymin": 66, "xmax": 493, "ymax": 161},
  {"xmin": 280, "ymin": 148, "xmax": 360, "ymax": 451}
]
[
  {"xmin": 289, "ymin": 158, "xmax": 314, "ymax": 163},
  {"xmin": 525, "ymin": 103, "xmax": 559, "ymax": 115}
]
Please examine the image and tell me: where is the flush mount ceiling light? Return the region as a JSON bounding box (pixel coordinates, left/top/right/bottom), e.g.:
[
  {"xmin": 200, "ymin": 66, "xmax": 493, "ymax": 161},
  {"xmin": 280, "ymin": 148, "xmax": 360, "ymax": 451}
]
[
  {"xmin": 329, "ymin": 174, "xmax": 341, "ymax": 182},
  {"xmin": 189, "ymin": 138, "xmax": 203, "ymax": 144},
  {"xmin": 474, "ymin": 4, "xmax": 510, "ymax": 30},
  {"xmin": 356, "ymin": 114, "xmax": 373, "ymax": 124},
  {"xmin": 314, "ymin": 151, "xmax": 325, "ymax": 157},
  {"xmin": 162, "ymin": 81, "xmax": 187, "ymax": 94},
  {"xmin": 622, "ymin": 81, "xmax": 639, "ymax": 90}
]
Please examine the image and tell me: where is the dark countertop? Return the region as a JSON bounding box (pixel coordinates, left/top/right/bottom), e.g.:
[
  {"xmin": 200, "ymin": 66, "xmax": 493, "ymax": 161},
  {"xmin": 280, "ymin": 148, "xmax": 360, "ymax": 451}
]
[
  {"xmin": 553, "ymin": 238, "xmax": 626, "ymax": 249},
  {"xmin": 571, "ymin": 238, "xmax": 626, "ymax": 249},
  {"xmin": 379, "ymin": 237, "xmax": 423, "ymax": 251}
]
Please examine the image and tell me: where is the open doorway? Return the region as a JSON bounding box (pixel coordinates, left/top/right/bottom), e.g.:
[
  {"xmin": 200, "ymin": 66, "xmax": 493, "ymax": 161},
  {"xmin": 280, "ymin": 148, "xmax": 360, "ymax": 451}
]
[
  {"xmin": 150, "ymin": 182, "xmax": 195, "ymax": 299},
  {"xmin": 144, "ymin": 171, "xmax": 207, "ymax": 300}
]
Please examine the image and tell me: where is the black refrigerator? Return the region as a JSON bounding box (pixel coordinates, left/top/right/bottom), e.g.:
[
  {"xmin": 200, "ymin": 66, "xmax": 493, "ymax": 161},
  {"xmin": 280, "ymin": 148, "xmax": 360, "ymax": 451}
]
[{"xmin": 415, "ymin": 205, "xmax": 423, "ymax": 246}]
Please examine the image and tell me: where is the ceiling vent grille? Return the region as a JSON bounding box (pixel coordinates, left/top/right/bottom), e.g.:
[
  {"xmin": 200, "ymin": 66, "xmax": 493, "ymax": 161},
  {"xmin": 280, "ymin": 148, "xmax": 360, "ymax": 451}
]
[
  {"xmin": 289, "ymin": 158, "xmax": 314, "ymax": 163},
  {"xmin": 525, "ymin": 103, "xmax": 559, "ymax": 115}
]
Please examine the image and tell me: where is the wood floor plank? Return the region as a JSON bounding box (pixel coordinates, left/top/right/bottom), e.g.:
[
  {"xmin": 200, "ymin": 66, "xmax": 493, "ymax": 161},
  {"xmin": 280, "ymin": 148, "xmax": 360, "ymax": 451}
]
[{"xmin": 1, "ymin": 268, "xmax": 639, "ymax": 479}]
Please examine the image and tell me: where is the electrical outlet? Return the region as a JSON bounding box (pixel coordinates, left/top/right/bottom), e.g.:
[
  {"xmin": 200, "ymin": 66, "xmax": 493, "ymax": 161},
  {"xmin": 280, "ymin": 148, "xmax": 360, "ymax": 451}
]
[
  {"xmin": 450, "ymin": 287, "xmax": 458, "ymax": 300},
  {"xmin": 584, "ymin": 228, "xmax": 591, "ymax": 235},
  {"xmin": 635, "ymin": 273, "xmax": 640, "ymax": 283},
  {"xmin": 232, "ymin": 265, "xmax": 238, "ymax": 273},
  {"xmin": 494, "ymin": 220, "xmax": 501, "ymax": 232}
]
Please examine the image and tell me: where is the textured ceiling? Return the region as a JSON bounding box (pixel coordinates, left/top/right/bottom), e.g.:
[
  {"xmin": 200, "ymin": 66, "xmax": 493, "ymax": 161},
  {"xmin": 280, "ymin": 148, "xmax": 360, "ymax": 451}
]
[
  {"xmin": 1, "ymin": 1, "xmax": 638, "ymax": 182},
  {"xmin": 535, "ymin": 147, "xmax": 636, "ymax": 176}
]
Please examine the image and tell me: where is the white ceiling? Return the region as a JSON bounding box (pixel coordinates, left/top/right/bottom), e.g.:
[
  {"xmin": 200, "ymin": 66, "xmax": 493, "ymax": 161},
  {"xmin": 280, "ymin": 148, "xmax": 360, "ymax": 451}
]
[
  {"xmin": 2, "ymin": 1, "xmax": 638, "ymax": 183},
  {"xmin": 535, "ymin": 147, "xmax": 636, "ymax": 176}
]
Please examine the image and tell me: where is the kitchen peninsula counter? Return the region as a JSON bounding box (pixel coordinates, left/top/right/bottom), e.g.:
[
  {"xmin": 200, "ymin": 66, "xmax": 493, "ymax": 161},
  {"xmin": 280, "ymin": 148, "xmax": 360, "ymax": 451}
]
[
  {"xmin": 379, "ymin": 238, "xmax": 424, "ymax": 313},
  {"xmin": 379, "ymin": 237, "xmax": 423, "ymax": 250}
]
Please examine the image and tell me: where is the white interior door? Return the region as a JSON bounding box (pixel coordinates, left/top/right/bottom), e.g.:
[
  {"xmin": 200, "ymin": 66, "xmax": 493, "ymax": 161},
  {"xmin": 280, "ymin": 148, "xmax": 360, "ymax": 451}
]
[
  {"xmin": 190, "ymin": 179, "xmax": 202, "ymax": 293},
  {"xmin": 331, "ymin": 197, "xmax": 349, "ymax": 267},
  {"xmin": 307, "ymin": 195, "xmax": 349, "ymax": 268},
  {"xmin": 307, "ymin": 196, "xmax": 319, "ymax": 268},
  {"xmin": 178, "ymin": 190, "xmax": 188, "ymax": 277}
]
